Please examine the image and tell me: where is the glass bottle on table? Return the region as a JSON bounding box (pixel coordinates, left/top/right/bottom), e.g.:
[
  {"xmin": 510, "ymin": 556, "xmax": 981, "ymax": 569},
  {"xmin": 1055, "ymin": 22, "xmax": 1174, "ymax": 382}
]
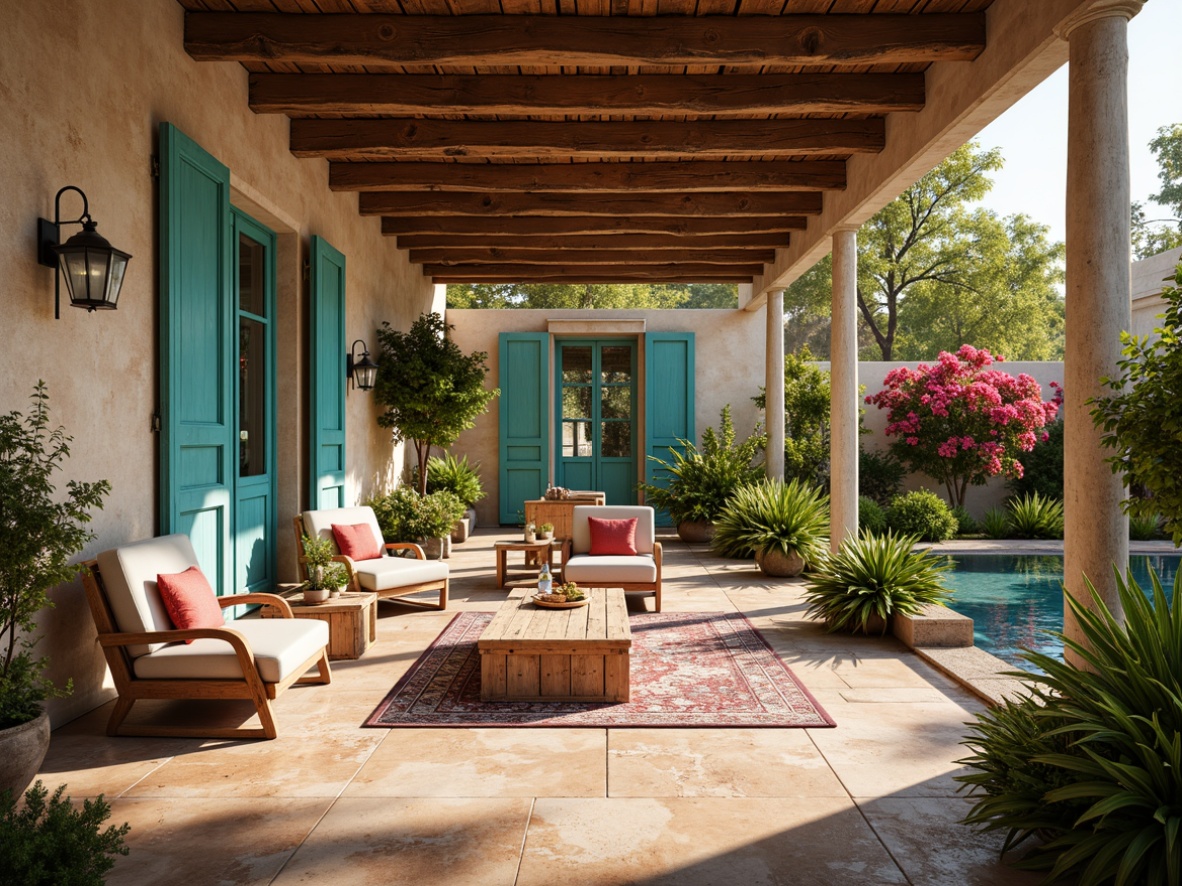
[{"xmin": 538, "ymin": 561, "xmax": 553, "ymax": 595}]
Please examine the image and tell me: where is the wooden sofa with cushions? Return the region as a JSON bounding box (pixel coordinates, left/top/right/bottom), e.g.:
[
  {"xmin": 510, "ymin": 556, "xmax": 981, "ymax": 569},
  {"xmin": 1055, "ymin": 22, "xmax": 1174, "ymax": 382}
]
[
  {"xmin": 294, "ymin": 506, "xmax": 449, "ymax": 610},
  {"xmin": 560, "ymin": 505, "xmax": 662, "ymax": 612},
  {"xmin": 81, "ymin": 534, "xmax": 332, "ymax": 740}
]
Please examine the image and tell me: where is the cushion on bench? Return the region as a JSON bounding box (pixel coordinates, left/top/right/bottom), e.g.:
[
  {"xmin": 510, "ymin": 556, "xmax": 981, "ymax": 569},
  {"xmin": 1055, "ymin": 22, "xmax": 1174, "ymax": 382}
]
[
  {"xmin": 564, "ymin": 554, "xmax": 658, "ymax": 584},
  {"xmin": 353, "ymin": 556, "xmax": 449, "ymax": 592},
  {"xmin": 132, "ymin": 618, "xmax": 329, "ymax": 683}
]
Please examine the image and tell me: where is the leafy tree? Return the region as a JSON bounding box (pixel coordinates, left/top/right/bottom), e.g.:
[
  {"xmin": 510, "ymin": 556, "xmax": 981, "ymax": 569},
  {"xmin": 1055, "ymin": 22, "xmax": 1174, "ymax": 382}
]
[
  {"xmin": 446, "ymin": 282, "xmax": 736, "ymax": 310},
  {"xmin": 1131, "ymin": 123, "xmax": 1182, "ymax": 259},
  {"xmin": 866, "ymin": 345, "xmax": 1060, "ymax": 507},
  {"xmin": 780, "ymin": 143, "xmax": 1065, "ymax": 361},
  {"xmin": 1091, "ymin": 260, "xmax": 1182, "ymax": 544},
  {"xmin": 373, "ymin": 313, "xmax": 498, "ymax": 495}
]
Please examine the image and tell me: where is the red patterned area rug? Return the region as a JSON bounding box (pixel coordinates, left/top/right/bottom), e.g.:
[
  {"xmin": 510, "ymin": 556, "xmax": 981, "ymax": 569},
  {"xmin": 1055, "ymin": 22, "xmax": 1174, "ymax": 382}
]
[{"xmin": 364, "ymin": 611, "xmax": 835, "ymax": 728}]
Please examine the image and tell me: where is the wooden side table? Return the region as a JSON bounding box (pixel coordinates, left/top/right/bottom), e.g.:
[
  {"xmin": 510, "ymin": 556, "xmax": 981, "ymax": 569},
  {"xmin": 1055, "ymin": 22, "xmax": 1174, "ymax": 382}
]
[
  {"xmin": 262, "ymin": 590, "xmax": 378, "ymax": 660},
  {"xmin": 494, "ymin": 540, "xmax": 558, "ymax": 588}
]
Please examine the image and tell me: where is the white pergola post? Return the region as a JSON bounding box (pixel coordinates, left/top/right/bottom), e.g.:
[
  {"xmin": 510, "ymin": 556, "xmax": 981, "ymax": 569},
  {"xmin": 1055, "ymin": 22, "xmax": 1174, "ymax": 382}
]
[
  {"xmin": 1061, "ymin": 0, "xmax": 1142, "ymax": 658},
  {"xmin": 765, "ymin": 289, "xmax": 785, "ymax": 481},
  {"xmin": 830, "ymin": 228, "xmax": 860, "ymax": 551}
]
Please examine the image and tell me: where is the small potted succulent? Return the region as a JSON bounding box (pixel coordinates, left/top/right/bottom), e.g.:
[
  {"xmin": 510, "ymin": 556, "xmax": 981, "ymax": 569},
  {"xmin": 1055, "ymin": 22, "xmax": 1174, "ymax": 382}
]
[
  {"xmin": 299, "ymin": 535, "xmax": 350, "ymax": 602},
  {"xmin": 538, "ymin": 522, "xmax": 554, "ymax": 541}
]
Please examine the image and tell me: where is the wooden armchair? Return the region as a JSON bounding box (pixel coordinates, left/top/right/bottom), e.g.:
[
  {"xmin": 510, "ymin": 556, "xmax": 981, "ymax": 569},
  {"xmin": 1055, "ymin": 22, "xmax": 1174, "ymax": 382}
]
[
  {"xmin": 294, "ymin": 506, "xmax": 448, "ymax": 610},
  {"xmin": 561, "ymin": 505, "xmax": 662, "ymax": 612},
  {"xmin": 82, "ymin": 534, "xmax": 331, "ymax": 740}
]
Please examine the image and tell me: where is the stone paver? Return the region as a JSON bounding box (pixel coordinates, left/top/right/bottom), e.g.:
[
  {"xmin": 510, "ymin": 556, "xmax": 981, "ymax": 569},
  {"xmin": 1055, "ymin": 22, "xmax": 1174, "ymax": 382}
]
[{"xmin": 39, "ymin": 528, "xmax": 1028, "ymax": 885}]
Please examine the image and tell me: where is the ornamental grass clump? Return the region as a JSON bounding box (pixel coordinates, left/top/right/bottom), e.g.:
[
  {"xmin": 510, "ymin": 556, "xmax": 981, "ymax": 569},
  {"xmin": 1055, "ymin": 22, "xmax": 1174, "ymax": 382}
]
[
  {"xmin": 802, "ymin": 531, "xmax": 951, "ymax": 634},
  {"xmin": 959, "ymin": 569, "xmax": 1182, "ymax": 886},
  {"xmin": 1005, "ymin": 491, "xmax": 1064, "ymax": 540},
  {"xmin": 423, "ymin": 452, "xmax": 484, "ymax": 510},
  {"xmin": 710, "ymin": 478, "xmax": 829, "ymax": 564},
  {"xmin": 866, "ymin": 345, "xmax": 1061, "ymax": 508}
]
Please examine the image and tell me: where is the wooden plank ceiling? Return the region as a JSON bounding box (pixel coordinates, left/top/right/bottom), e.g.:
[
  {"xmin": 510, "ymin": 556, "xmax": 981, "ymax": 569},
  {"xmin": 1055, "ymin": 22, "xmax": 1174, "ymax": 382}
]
[{"xmin": 179, "ymin": 0, "xmax": 992, "ymax": 286}]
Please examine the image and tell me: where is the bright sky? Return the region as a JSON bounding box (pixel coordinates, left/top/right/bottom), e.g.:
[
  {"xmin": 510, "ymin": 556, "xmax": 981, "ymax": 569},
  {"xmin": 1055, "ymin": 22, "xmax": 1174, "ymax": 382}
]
[{"xmin": 970, "ymin": 0, "xmax": 1181, "ymax": 244}]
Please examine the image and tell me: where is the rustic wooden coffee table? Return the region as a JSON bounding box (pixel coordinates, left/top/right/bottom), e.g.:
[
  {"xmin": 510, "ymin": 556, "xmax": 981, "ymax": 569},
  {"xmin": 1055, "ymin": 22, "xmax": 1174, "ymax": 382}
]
[{"xmin": 478, "ymin": 585, "xmax": 631, "ymax": 702}]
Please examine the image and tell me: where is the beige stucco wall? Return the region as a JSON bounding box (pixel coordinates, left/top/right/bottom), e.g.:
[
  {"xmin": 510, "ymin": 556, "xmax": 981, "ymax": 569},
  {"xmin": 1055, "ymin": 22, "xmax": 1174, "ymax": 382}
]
[
  {"xmin": 448, "ymin": 309, "xmax": 767, "ymax": 526},
  {"xmin": 1130, "ymin": 246, "xmax": 1182, "ymax": 340},
  {"xmin": 0, "ymin": 0, "xmax": 435, "ymax": 725}
]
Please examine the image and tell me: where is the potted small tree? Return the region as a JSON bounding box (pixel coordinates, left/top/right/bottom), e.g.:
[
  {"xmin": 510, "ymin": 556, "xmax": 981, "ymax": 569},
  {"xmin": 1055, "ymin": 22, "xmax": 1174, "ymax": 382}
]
[
  {"xmin": 298, "ymin": 535, "xmax": 350, "ymax": 602},
  {"xmin": 1, "ymin": 383, "xmax": 109, "ymax": 798}
]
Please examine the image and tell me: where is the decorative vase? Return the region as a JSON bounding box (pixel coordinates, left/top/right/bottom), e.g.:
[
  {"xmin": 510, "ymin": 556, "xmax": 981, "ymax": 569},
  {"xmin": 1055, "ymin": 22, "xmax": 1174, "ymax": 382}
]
[
  {"xmin": 539, "ymin": 530, "xmax": 553, "ymax": 541},
  {"xmin": 0, "ymin": 708, "xmax": 51, "ymax": 800},
  {"xmin": 755, "ymin": 546, "xmax": 806, "ymax": 578},
  {"xmin": 677, "ymin": 520, "xmax": 716, "ymax": 544},
  {"xmin": 524, "ymin": 526, "xmax": 536, "ymax": 544}
]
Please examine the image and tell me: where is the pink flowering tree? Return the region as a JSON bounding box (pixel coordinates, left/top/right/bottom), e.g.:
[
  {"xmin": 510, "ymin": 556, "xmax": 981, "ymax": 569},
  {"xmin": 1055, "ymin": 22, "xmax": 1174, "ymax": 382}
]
[{"xmin": 866, "ymin": 345, "xmax": 1061, "ymax": 507}]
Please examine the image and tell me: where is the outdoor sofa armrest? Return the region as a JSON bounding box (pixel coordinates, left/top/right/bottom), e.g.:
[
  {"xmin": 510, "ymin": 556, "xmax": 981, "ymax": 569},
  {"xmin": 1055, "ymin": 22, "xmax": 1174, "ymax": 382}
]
[
  {"xmin": 217, "ymin": 592, "xmax": 294, "ymax": 618},
  {"xmin": 560, "ymin": 539, "xmax": 572, "ymax": 569},
  {"xmin": 653, "ymin": 541, "xmax": 662, "ymax": 568},
  {"xmin": 97, "ymin": 626, "xmax": 269, "ymax": 692},
  {"xmin": 384, "ymin": 542, "xmax": 426, "ymax": 560}
]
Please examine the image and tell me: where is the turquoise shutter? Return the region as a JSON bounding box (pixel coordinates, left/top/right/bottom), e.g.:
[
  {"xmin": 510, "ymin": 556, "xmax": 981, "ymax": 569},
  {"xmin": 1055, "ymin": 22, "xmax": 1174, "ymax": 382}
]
[
  {"xmin": 310, "ymin": 236, "xmax": 347, "ymax": 509},
  {"xmin": 499, "ymin": 333, "xmax": 549, "ymax": 524},
  {"xmin": 644, "ymin": 332, "xmax": 696, "ymax": 526},
  {"xmin": 159, "ymin": 123, "xmax": 234, "ymax": 594}
]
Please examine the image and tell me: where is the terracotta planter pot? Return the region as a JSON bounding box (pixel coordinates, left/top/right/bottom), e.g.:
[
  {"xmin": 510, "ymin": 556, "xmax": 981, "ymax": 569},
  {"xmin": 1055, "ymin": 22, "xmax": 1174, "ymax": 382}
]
[
  {"xmin": 755, "ymin": 546, "xmax": 806, "ymax": 578},
  {"xmin": 826, "ymin": 614, "xmax": 890, "ymax": 635},
  {"xmin": 0, "ymin": 708, "xmax": 50, "ymax": 800},
  {"xmin": 676, "ymin": 520, "xmax": 716, "ymax": 544}
]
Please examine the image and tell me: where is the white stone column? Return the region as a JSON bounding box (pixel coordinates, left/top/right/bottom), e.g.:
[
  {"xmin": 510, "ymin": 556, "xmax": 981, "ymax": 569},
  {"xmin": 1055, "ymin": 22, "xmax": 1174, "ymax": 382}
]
[
  {"xmin": 765, "ymin": 289, "xmax": 785, "ymax": 481},
  {"xmin": 1061, "ymin": 0, "xmax": 1142, "ymax": 657},
  {"xmin": 830, "ymin": 228, "xmax": 859, "ymax": 551}
]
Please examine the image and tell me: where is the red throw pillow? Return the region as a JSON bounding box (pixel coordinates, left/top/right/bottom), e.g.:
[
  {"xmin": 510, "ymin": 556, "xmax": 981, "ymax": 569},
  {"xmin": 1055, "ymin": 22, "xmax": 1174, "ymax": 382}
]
[
  {"xmin": 588, "ymin": 516, "xmax": 639, "ymax": 556},
  {"xmin": 332, "ymin": 523, "xmax": 382, "ymax": 561},
  {"xmin": 156, "ymin": 566, "xmax": 224, "ymax": 643}
]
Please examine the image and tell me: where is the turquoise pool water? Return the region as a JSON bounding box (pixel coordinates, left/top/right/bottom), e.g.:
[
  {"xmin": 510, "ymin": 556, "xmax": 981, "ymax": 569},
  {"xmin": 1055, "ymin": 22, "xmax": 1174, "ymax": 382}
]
[{"xmin": 946, "ymin": 554, "xmax": 1180, "ymax": 671}]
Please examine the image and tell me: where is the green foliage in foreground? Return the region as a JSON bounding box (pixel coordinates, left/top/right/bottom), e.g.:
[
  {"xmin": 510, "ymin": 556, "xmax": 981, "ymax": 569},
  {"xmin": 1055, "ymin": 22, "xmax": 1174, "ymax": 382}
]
[
  {"xmin": 959, "ymin": 569, "xmax": 1182, "ymax": 886},
  {"xmin": 710, "ymin": 479, "xmax": 829, "ymax": 564},
  {"xmin": 639, "ymin": 406, "xmax": 765, "ymax": 525},
  {"xmin": 0, "ymin": 782, "xmax": 129, "ymax": 886},
  {"xmin": 802, "ymin": 531, "xmax": 951, "ymax": 634},
  {"xmin": 885, "ymin": 490, "xmax": 958, "ymax": 542},
  {"xmin": 368, "ymin": 487, "xmax": 466, "ymax": 542}
]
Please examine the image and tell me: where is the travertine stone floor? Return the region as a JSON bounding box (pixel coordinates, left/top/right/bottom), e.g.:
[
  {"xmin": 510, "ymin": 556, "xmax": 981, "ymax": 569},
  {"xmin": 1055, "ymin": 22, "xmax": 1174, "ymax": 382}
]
[{"xmin": 40, "ymin": 529, "xmax": 1040, "ymax": 885}]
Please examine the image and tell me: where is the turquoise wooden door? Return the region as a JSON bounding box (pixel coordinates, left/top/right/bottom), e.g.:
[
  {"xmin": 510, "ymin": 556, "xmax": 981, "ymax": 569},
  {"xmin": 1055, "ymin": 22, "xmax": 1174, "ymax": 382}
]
[
  {"xmin": 233, "ymin": 209, "xmax": 277, "ymax": 595},
  {"xmin": 556, "ymin": 340, "xmax": 637, "ymax": 506},
  {"xmin": 645, "ymin": 333, "xmax": 696, "ymax": 526},
  {"xmin": 310, "ymin": 236, "xmax": 347, "ymax": 509},
  {"xmin": 498, "ymin": 333, "xmax": 549, "ymax": 523},
  {"xmin": 159, "ymin": 123, "xmax": 234, "ymax": 595}
]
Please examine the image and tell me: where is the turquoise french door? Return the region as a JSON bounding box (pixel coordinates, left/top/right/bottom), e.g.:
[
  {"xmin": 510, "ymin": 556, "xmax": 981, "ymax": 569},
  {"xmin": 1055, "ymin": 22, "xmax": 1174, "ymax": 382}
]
[
  {"xmin": 232, "ymin": 210, "xmax": 277, "ymax": 595},
  {"xmin": 309, "ymin": 236, "xmax": 347, "ymax": 509},
  {"xmin": 645, "ymin": 333, "xmax": 696, "ymax": 526},
  {"xmin": 556, "ymin": 340, "xmax": 637, "ymax": 505}
]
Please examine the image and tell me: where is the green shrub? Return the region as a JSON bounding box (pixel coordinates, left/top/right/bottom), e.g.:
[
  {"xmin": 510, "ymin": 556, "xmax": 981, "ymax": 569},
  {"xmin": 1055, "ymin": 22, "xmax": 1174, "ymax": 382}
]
[
  {"xmin": 885, "ymin": 490, "xmax": 957, "ymax": 542},
  {"xmin": 859, "ymin": 448, "xmax": 906, "ymax": 505},
  {"xmin": 1007, "ymin": 418, "xmax": 1064, "ymax": 501},
  {"xmin": 859, "ymin": 496, "xmax": 887, "ymax": 535},
  {"xmin": 367, "ymin": 488, "xmax": 465, "ymax": 541},
  {"xmin": 951, "ymin": 505, "xmax": 979, "ymax": 536},
  {"xmin": 1129, "ymin": 512, "xmax": 1162, "ymax": 541},
  {"xmin": 423, "ymin": 452, "xmax": 484, "ymax": 509},
  {"xmin": 959, "ymin": 569, "xmax": 1182, "ymax": 885},
  {"xmin": 0, "ymin": 781, "xmax": 130, "ymax": 885},
  {"xmin": 802, "ymin": 531, "xmax": 951, "ymax": 634},
  {"xmin": 639, "ymin": 406, "xmax": 765, "ymax": 524},
  {"xmin": 710, "ymin": 479, "xmax": 829, "ymax": 564},
  {"xmin": 1005, "ymin": 492, "xmax": 1064, "ymax": 539},
  {"xmin": 982, "ymin": 507, "xmax": 1010, "ymax": 539}
]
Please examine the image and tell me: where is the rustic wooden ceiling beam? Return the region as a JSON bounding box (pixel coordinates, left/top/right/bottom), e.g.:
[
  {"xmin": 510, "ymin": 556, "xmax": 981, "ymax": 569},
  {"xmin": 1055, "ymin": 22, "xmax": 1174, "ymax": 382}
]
[
  {"xmin": 251, "ymin": 72, "xmax": 925, "ymax": 118},
  {"xmin": 359, "ymin": 191, "xmax": 821, "ymax": 218},
  {"xmin": 186, "ymin": 13, "xmax": 985, "ymax": 68},
  {"xmin": 330, "ymin": 160, "xmax": 846, "ymax": 194},
  {"xmin": 290, "ymin": 118, "xmax": 884, "ymax": 160},
  {"xmin": 381, "ymin": 216, "xmax": 806, "ymax": 236},
  {"xmin": 409, "ymin": 248, "xmax": 774, "ymax": 266},
  {"xmin": 437, "ymin": 275, "xmax": 753, "ymax": 284},
  {"xmin": 396, "ymin": 233, "xmax": 789, "ymax": 250},
  {"xmin": 427, "ymin": 264, "xmax": 760, "ymax": 281}
]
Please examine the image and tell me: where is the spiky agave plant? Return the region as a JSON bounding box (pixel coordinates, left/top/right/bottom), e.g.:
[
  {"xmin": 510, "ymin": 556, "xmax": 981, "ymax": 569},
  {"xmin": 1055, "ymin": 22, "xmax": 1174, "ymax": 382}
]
[
  {"xmin": 1006, "ymin": 492, "xmax": 1065, "ymax": 540},
  {"xmin": 802, "ymin": 531, "xmax": 951, "ymax": 634},
  {"xmin": 709, "ymin": 478, "xmax": 829, "ymax": 563},
  {"xmin": 959, "ymin": 569, "xmax": 1182, "ymax": 886}
]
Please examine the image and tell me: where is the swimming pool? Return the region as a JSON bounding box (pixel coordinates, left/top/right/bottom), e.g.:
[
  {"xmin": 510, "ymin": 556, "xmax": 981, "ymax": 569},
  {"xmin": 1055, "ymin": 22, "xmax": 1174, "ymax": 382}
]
[{"xmin": 945, "ymin": 554, "xmax": 1180, "ymax": 671}]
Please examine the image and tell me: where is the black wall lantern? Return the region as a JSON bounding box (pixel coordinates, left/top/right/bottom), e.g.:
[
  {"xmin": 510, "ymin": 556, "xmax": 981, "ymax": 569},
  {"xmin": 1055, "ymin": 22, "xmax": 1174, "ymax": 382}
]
[
  {"xmin": 38, "ymin": 186, "xmax": 132, "ymax": 319},
  {"xmin": 347, "ymin": 339, "xmax": 378, "ymax": 392}
]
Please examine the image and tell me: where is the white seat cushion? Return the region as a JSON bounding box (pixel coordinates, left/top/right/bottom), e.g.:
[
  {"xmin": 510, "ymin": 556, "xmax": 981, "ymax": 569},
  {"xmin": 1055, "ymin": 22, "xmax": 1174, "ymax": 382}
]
[
  {"xmin": 132, "ymin": 618, "xmax": 328, "ymax": 683},
  {"xmin": 564, "ymin": 554, "xmax": 657, "ymax": 585},
  {"xmin": 353, "ymin": 556, "xmax": 448, "ymax": 592},
  {"xmin": 96, "ymin": 534, "xmax": 202, "ymax": 658}
]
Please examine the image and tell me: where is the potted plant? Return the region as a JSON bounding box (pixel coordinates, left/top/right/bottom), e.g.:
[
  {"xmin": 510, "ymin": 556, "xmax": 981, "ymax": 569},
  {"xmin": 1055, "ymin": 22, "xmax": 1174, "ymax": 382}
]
[
  {"xmin": 523, "ymin": 521, "xmax": 537, "ymax": 544},
  {"xmin": 710, "ymin": 478, "xmax": 830, "ymax": 576},
  {"xmin": 639, "ymin": 406, "xmax": 765, "ymax": 543},
  {"xmin": 538, "ymin": 522, "xmax": 554, "ymax": 541},
  {"xmin": 1, "ymin": 383, "xmax": 109, "ymax": 798},
  {"xmin": 423, "ymin": 452, "xmax": 485, "ymax": 543},
  {"xmin": 368, "ymin": 488, "xmax": 464, "ymax": 560},
  {"xmin": 298, "ymin": 535, "xmax": 349, "ymax": 602}
]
